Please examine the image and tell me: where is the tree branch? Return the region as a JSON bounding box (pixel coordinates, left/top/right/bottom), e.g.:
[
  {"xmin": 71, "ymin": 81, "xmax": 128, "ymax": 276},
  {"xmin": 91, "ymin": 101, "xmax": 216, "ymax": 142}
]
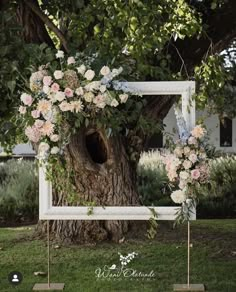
[{"xmin": 24, "ymin": 0, "xmax": 69, "ymax": 53}]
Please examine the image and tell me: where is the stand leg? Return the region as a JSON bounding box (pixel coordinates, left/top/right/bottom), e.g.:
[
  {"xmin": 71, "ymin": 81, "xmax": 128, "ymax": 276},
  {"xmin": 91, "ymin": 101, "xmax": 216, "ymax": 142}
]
[
  {"xmin": 187, "ymin": 221, "xmax": 190, "ymax": 288},
  {"xmin": 32, "ymin": 221, "xmax": 65, "ymax": 291},
  {"xmin": 48, "ymin": 220, "xmax": 50, "ymax": 288},
  {"xmin": 173, "ymin": 221, "xmax": 205, "ymax": 291}
]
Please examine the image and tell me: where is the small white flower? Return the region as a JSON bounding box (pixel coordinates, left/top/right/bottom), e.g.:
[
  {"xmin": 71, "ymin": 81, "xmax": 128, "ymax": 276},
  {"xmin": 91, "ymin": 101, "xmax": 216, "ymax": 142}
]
[
  {"xmin": 54, "ymin": 70, "xmax": 64, "ymax": 80},
  {"xmin": 50, "ymin": 134, "xmax": 59, "ymax": 142},
  {"xmin": 56, "ymin": 50, "xmax": 64, "ymax": 59},
  {"xmin": 110, "ymin": 99, "xmax": 119, "ymax": 107},
  {"xmin": 51, "ymin": 146, "xmax": 60, "ymax": 155},
  {"xmin": 19, "ymin": 106, "xmax": 26, "ymax": 114},
  {"xmin": 100, "ymin": 85, "xmax": 107, "ymax": 93},
  {"xmin": 100, "ymin": 66, "xmax": 111, "ymax": 76},
  {"xmin": 84, "ymin": 69, "xmax": 95, "ymax": 81},
  {"xmin": 55, "ymin": 91, "xmax": 66, "ymax": 102},
  {"xmin": 84, "ymin": 92, "xmax": 94, "ymax": 102},
  {"xmin": 43, "ymin": 85, "xmax": 50, "ymax": 94},
  {"xmin": 75, "ymin": 87, "xmax": 84, "ymax": 96},
  {"xmin": 76, "ymin": 64, "xmax": 86, "ymax": 75},
  {"xmin": 119, "ymin": 94, "xmax": 128, "ymax": 103}
]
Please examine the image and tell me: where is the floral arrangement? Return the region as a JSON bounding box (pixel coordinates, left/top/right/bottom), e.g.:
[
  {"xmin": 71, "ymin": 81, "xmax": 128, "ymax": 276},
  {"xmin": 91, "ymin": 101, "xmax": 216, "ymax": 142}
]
[
  {"xmin": 18, "ymin": 51, "xmax": 142, "ymax": 161},
  {"xmin": 163, "ymin": 107, "xmax": 210, "ymax": 221}
]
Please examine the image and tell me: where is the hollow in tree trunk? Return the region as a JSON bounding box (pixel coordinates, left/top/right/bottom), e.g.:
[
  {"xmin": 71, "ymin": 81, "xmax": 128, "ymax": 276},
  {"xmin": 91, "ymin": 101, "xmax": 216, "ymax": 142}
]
[{"xmin": 48, "ymin": 127, "xmax": 141, "ymax": 243}]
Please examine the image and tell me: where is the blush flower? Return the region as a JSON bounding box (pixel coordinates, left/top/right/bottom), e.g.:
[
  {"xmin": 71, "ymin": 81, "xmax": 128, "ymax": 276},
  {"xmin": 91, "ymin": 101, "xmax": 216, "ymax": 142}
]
[
  {"xmin": 191, "ymin": 125, "xmax": 206, "ymax": 139},
  {"xmin": 25, "ymin": 126, "xmax": 41, "ymax": 143},
  {"xmin": 43, "ymin": 76, "xmax": 52, "ymax": 86},
  {"xmin": 40, "ymin": 120, "xmax": 54, "ymax": 136},
  {"xmin": 67, "ymin": 57, "xmax": 76, "ymax": 65},
  {"xmin": 51, "ymin": 83, "xmax": 60, "ymax": 93},
  {"xmin": 19, "ymin": 106, "xmax": 26, "ymax": 114},
  {"xmin": 189, "ymin": 153, "xmax": 198, "ymax": 163},
  {"xmin": 191, "ymin": 169, "xmax": 200, "ymax": 180},
  {"xmin": 20, "ymin": 93, "xmax": 33, "ymax": 106},
  {"xmin": 64, "ymin": 87, "xmax": 74, "ymax": 97},
  {"xmin": 37, "ymin": 100, "xmax": 52, "ymax": 115}
]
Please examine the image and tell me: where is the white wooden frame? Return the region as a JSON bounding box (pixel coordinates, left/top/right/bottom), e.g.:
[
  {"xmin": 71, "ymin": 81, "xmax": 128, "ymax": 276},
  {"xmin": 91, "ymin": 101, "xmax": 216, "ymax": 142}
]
[{"xmin": 39, "ymin": 81, "xmax": 196, "ymax": 220}]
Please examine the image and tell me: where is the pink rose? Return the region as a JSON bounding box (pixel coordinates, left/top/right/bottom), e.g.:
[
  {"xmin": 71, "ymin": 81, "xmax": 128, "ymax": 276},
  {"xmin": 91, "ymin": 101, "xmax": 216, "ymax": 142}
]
[
  {"xmin": 31, "ymin": 110, "xmax": 40, "ymax": 119},
  {"xmin": 20, "ymin": 93, "xmax": 33, "ymax": 106},
  {"xmin": 67, "ymin": 57, "xmax": 76, "ymax": 65},
  {"xmin": 43, "ymin": 76, "xmax": 52, "ymax": 86},
  {"xmin": 191, "ymin": 169, "xmax": 200, "ymax": 180},
  {"xmin": 64, "ymin": 87, "xmax": 74, "ymax": 97},
  {"xmin": 51, "ymin": 83, "xmax": 60, "ymax": 93}
]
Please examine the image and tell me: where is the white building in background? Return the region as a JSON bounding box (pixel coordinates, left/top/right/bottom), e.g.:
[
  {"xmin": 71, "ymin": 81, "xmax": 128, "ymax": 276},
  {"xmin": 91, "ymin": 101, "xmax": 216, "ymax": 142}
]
[
  {"xmin": 0, "ymin": 106, "xmax": 236, "ymax": 156},
  {"xmin": 147, "ymin": 106, "xmax": 236, "ymax": 153}
]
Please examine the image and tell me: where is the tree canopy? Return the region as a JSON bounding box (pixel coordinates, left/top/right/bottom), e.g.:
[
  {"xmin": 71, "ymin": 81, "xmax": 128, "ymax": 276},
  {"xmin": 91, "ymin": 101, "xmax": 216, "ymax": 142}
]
[{"xmin": 0, "ymin": 0, "xmax": 236, "ymax": 150}]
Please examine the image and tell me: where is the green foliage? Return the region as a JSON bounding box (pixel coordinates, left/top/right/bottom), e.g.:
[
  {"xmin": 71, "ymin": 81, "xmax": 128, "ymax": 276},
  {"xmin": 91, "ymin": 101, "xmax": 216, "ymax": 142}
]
[
  {"xmin": 195, "ymin": 54, "xmax": 236, "ymax": 118},
  {"xmin": 0, "ymin": 159, "xmax": 39, "ymax": 222},
  {"xmin": 137, "ymin": 151, "xmax": 172, "ymax": 206},
  {"xmin": 0, "ymin": 8, "xmax": 55, "ymax": 149}
]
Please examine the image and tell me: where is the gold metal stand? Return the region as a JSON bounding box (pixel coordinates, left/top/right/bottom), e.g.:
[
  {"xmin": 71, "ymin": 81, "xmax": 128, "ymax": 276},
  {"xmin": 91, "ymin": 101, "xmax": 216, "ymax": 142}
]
[
  {"xmin": 33, "ymin": 221, "xmax": 65, "ymax": 291},
  {"xmin": 173, "ymin": 221, "xmax": 205, "ymax": 291}
]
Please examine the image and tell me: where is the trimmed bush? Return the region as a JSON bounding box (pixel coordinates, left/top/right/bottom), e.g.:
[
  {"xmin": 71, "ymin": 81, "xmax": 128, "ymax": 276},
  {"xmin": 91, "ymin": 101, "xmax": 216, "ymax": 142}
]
[
  {"xmin": 138, "ymin": 151, "xmax": 236, "ymax": 218},
  {"xmin": 0, "ymin": 159, "xmax": 38, "ymax": 223}
]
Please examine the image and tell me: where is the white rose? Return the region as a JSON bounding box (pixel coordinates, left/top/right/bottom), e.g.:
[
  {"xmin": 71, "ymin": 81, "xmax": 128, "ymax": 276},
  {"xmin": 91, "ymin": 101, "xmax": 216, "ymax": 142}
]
[
  {"xmin": 179, "ymin": 171, "xmax": 189, "ymax": 180},
  {"xmin": 183, "ymin": 160, "xmax": 192, "ymax": 170},
  {"xmin": 96, "ymin": 102, "xmax": 106, "ymax": 109},
  {"xmin": 67, "ymin": 56, "xmax": 76, "ymax": 65},
  {"xmin": 50, "ymin": 134, "xmax": 59, "ymax": 142},
  {"xmin": 55, "ymin": 91, "xmax": 65, "ymax": 102},
  {"xmin": 110, "ymin": 99, "xmax": 119, "ymax": 107},
  {"xmin": 56, "ymin": 50, "xmax": 64, "ymax": 59},
  {"xmin": 100, "ymin": 66, "xmax": 111, "ymax": 76},
  {"xmin": 75, "ymin": 87, "xmax": 84, "ymax": 96},
  {"xmin": 84, "ymin": 92, "xmax": 94, "ymax": 102},
  {"xmin": 84, "ymin": 69, "xmax": 95, "ymax": 81},
  {"xmin": 171, "ymin": 190, "xmax": 186, "ymax": 204},
  {"xmin": 54, "ymin": 70, "xmax": 64, "ymax": 80},
  {"xmin": 100, "ymin": 85, "xmax": 107, "ymax": 93},
  {"xmin": 43, "ymin": 85, "xmax": 50, "ymax": 94},
  {"xmin": 51, "ymin": 146, "xmax": 60, "ymax": 155},
  {"xmin": 189, "ymin": 153, "xmax": 198, "ymax": 163},
  {"xmin": 119, "ymin": 94, "xmax": 128, "ymax": 103},
  {"xmin": 76, "ymin": 64, "xmax": 86, "ymax": 75}
]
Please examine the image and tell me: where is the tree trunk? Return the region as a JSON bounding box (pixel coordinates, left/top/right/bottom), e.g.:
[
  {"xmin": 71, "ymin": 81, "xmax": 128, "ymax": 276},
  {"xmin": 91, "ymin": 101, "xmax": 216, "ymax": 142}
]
[{"xmin": 47, "ymin": 127, "xmax": 140, "ymax": 243}]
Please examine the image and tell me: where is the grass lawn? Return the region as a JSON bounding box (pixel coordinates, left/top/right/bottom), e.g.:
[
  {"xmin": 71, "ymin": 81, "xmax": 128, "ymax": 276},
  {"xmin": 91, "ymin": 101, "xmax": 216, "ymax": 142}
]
[{"xmin": 0, "ymin": 219, "xmax": 235, "ymax": 292}]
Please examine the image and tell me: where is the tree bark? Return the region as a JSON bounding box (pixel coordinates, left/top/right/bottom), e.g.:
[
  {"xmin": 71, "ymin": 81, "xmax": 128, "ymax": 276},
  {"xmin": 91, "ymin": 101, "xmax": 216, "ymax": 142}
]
[{"xmin": 46, "ymin": 127, "xmax": 140, "ymax": 243}]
